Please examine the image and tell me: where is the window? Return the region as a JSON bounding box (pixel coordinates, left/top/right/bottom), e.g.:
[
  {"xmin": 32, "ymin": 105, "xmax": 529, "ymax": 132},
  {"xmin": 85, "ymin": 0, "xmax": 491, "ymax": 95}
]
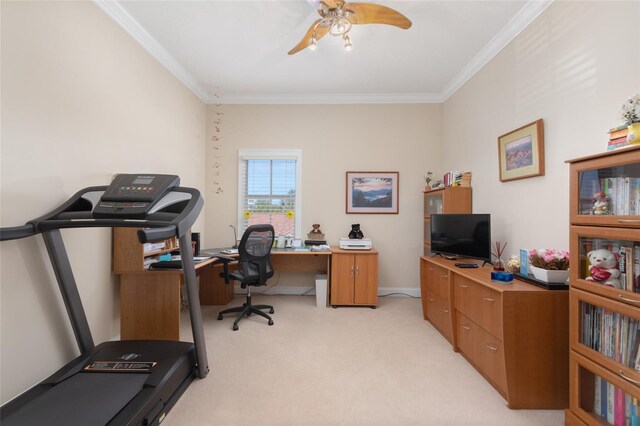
[{"xmin": 238, "ymin": 150, "xmax": 302, "ymax": 238}]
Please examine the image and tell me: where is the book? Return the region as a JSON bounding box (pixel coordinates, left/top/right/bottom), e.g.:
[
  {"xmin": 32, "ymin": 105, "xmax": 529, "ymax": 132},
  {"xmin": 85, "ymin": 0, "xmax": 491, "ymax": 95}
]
[
  {"xmin": 615, "ymin": 387, "xmax": 625, "ymax": 426},
  {"xmin": 625, "ymin": 246, "xmax": 634, "ymax": 292},
  {"xmin": 634, "ymin": 245, "xmax": 640, "ymax": 293},
  {"xmin": 608, "ymin": 136, "xmax": 629, "ymax": 145},
  {"xmin": 609, "ymin": 124, "xmax": 629, "ymax": 133},
  {"xmin": 520, "ymin": 249, "xmax": 529, "ymax": 275},
  {"xmin": 609, "ymin": 128, "xmax": 629, "ymax": 140},
  {"xmin": 594, "ymin": 375, "xmax": 602, "ymax": 416}
]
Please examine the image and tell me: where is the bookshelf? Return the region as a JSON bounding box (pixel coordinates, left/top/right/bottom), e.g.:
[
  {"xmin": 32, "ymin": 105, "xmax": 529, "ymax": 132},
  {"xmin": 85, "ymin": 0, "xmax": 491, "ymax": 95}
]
[
  {"xmin": 113, "ymin": 227, "xmax": 233, "ymax": 340},
  {"xmin": 423, "ymin": 187, "xmax": 472, "ymax": 255},
  {"xmin": 565, "ymin": 146, "xmax": 640, "ymax": 425}
]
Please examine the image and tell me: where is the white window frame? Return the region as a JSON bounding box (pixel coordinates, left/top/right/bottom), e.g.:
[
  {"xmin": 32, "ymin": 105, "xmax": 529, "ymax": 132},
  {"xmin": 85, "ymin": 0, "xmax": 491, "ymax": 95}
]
[{"xmin": 237, "ymin": 149, "xmax": 302, "ymax": 239}]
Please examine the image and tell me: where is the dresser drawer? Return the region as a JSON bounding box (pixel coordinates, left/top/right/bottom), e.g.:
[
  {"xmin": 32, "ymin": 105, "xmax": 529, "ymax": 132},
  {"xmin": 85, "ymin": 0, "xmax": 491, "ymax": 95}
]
[
  {"xmin": 454, "ymin": 276, "xmax": 502, "ymax": 338},
  {"xmin": 474, "ymin": 325, "xmax": 507, "ymax": 395},
  {"xmin": 425, "ymin": 289, "xmax": 452, "ymax": 342},
  {"xmin": 430, "ymin": 264, "xmax": 450, "ymax": 300},
  {"xmin": 478, "ymin": 286, "xmax": 502, "ymax": 339},
  {"xmin": 454, "ymin": 275, "xmax": 477, "ymax": 318},
  {"xmin": 455, "ymin": 311, "xmax": 476, "ymax": 360}
]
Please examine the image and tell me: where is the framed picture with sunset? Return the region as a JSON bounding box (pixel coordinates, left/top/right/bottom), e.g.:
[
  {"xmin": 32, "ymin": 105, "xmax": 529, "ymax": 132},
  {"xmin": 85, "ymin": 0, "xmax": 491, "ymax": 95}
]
[
  {"xmin": 346, "ymin": 171, "xmax": 399, "ymax": 214},
  {"xmin": 498, "ymin": 119, "xmax": 545, "ymax": 182}
]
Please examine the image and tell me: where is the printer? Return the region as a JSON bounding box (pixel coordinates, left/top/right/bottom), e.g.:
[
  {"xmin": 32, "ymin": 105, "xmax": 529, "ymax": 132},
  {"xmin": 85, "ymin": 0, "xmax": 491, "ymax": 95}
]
[{"xmin": 339, "ymin": 237, "xmax": 372, "ymax": 250}]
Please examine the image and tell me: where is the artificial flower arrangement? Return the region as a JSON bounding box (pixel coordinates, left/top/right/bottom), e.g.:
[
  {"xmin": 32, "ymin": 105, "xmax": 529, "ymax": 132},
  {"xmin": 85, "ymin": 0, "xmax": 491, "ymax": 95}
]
[
  {"xmin": 528, "ymin": 248, "xmax": 570, "ymax": 271},
  {"xmin": 620, "ymin": 94, "xmax": 640, "ymax": 125}
]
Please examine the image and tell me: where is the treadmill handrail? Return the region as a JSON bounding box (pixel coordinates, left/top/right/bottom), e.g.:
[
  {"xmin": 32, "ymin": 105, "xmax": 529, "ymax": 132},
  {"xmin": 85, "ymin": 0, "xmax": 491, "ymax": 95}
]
[
  {"xmin": 0, "ymin": 224, "xmax": 36, "ymax": 241},
  {"xmin": 1, "ymin": 186, "xmax": 203, "ymax": 243}
]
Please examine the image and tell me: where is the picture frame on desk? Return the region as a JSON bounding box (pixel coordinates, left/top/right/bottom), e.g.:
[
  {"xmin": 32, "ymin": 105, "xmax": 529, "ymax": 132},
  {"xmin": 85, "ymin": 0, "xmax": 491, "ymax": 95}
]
[
  {"xmin": 346, "ymin": 171, "xmax": 399, "ymax": 214},
  {"xmin": 498, "ymin": 119, "xmax": 544, "ymax": 182}
]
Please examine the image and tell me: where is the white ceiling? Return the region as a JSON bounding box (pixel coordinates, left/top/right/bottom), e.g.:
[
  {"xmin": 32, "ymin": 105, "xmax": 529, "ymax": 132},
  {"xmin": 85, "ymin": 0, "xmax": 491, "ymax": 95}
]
[{"xmin": 96, "ymin": 0, "xmax": 552, "ymax": 104}]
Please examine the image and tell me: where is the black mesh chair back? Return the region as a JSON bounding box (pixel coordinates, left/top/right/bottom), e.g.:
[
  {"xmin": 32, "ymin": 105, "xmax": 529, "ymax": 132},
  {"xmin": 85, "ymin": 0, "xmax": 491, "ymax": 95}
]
[
  {"xmin": 217, "ymin": 224, "xmax": 276, "ymax": 330},
  {"xmin": 236, "ymin": 225, "xmax": 274, "ymax": 286}
]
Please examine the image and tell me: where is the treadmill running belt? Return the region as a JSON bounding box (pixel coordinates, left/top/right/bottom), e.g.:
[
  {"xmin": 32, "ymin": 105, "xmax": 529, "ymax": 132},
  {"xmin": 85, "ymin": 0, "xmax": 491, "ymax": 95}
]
[{"xmin": 3, "ymin": 372, "xmax": 148, "ymax": 426}]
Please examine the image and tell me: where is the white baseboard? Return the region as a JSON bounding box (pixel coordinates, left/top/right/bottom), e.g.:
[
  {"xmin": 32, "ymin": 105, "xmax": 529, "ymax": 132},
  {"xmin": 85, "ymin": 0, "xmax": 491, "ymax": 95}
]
[{"xmin": 235, "ymin": 284, "xmax": 420, "ymax": 298}]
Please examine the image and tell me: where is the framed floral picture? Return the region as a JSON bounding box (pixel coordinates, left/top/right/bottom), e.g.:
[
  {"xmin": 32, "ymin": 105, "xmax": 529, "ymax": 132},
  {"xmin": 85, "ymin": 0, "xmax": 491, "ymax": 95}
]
[
  {"xmin": 498, "ymin": 119, "xmax": 545, "ymax": 182},
  {"xmin": 346, "ymin": 171, "xmax": 399, "ymax": 214}
]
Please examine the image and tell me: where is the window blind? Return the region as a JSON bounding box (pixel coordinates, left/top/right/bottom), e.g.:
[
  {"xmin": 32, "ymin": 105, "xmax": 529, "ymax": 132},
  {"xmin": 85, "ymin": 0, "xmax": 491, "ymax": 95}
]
[{"xmin": 238, "ymin": 150, "xmax": 302, "ymax": 238}]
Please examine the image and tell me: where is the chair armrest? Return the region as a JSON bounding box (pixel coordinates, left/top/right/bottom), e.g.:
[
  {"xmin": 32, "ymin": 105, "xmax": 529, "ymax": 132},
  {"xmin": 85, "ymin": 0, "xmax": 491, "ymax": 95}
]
[{"xmin": 216, "ymin": 255, "xmax": 236, "ymax": 284}]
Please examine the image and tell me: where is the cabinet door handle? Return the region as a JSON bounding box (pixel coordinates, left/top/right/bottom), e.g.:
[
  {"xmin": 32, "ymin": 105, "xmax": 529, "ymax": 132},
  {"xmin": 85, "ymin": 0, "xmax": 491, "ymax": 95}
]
[
  {"xmin": 458, "ymin": 284, "xmax": 469, "ymax": 288},
  {"xmin": 355, "ymin": 266, "xmax": 359, "ymax": 278},
  {"xmin": 427, "ymin": 298, "xmax": 435, "ymax": 302},
  {"xmin": 442, "ymin": 309, "xmax": 449, "ymax": 313},
  {"xmin": 617, "ymin": 219, "xmax": 640, "ymax": 223},
  {"xmin": 350, "ymin": 266, "xmax": 354, "ymax": 278},
  {"xmin": 483, "ymin": 296, "xmax": 495, "ymax": 302},
  {"xmin": 618, "ymin": 294, "xmax": 640, "ymax": 305},
  {"xmin": 485, "ymin": 343, "xmax": 498, "ymax": 351},
  {"xmin": 461, "ymin": 325, "xmax": 471, "ymax": 331},
  {"xmin": 428, "ymin": 267, "xmax": 434, "ymax": 271},
  {"xmin": 619, "ymin": 370, "xmax": 640, "ymax": 385},
  {"xmin": 441, "ymin": 274, "xmax": 448, "ymax": 279}
]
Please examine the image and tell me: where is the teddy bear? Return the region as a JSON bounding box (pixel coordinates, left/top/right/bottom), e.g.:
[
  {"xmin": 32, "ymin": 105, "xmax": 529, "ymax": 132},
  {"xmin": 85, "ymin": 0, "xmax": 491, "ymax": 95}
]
[
  {"xmin": 585, "ymin": 249, "xmax": 621, "ymax": 288},
  {"xmin": 591, "ymin": 192, "xmax": 609, "ymax": 215}
]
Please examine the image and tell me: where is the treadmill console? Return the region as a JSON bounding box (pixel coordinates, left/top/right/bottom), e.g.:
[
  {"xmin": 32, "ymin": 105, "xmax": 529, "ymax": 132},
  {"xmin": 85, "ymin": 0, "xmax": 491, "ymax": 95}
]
[{"xmin": 93, "ymin": 174, "xmax": 180, "ymax": 218}]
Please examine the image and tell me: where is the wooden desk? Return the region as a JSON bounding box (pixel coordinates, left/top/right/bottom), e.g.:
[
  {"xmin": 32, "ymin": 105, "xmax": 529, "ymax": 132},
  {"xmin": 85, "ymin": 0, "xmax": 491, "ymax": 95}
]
[{"xmin": 119, "ymin": 249, "xmax": 331, "ymax": 340}]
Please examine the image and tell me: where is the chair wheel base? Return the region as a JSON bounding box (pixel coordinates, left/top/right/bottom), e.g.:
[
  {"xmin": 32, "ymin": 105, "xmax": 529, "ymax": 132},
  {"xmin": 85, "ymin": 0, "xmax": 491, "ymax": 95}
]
[
  {"xmin": 217, "ymin": 314, "xmax": 223, "ymax": 320},
  {"xmin": 233, "ymin": 324, "xmax": 239, "ymax": 331},
  {"xmin": 269, "ymin": 308, "xmax": 274, "ymax": 314},
  {"xmin": 268, "ymin": 319, "xmax": 274, "ymax": 326}
]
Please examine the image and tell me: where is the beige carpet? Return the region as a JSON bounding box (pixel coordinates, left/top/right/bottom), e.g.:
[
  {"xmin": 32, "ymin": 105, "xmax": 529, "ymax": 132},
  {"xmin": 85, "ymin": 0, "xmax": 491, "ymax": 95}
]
[{"xmin": 167, "ymin": 295, "xmax": 563, "ymax": 426}]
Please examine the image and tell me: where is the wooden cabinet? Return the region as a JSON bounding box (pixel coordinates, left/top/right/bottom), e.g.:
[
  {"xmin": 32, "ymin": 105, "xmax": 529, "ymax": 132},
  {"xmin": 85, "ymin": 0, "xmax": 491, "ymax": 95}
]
[
  {"xmin": 420, "ymin": 261, "xmax": 453, "ymax": 342},
  {"xmin": 330, "ymin": 248, "xmax": 378, "ymax": 307},
  {"xmin": 113, "ymin": 227, "xmax": 232, "ymax": 340},
  {"xmin": 565, "ymin": 146, "xmax": 640, "ymax": 425},
  {"xmin": 420, "ymin": 256, "xmax": 569, "ymax": 409},
  {"xmin": 423, "ymin": 187, "xmax": 471, "ymax": 255}
]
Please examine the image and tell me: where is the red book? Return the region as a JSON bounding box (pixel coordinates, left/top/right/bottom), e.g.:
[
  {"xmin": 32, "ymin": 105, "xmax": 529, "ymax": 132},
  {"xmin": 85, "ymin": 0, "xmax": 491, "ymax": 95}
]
[{"xmin": 608, "ymin": 136, "xmax": 628, "ymax": 145}]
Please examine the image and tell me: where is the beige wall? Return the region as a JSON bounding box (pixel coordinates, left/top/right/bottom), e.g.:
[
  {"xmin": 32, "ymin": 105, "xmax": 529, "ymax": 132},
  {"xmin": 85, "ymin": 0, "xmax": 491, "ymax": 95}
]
[
  {"xmin": 2, "ymin": 0, "xmax": 638, "ymax": 409},
  {"xmin": 0, "ymin": 1, "xmax": 205, "ymax": 402},
  {"xmin": 442, "ymin": 1, "xmax": 640, "ymax": 259},
  {"xmin": 204, "ymin": 104, "xmax": 442, "ymax": 290}
]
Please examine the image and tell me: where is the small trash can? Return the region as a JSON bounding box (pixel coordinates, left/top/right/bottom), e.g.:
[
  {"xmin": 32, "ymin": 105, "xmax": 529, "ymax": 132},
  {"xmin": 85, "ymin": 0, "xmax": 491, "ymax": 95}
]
[{"xmin": 315, "ymin": 274, "xmax": 328, "ymax": 308}]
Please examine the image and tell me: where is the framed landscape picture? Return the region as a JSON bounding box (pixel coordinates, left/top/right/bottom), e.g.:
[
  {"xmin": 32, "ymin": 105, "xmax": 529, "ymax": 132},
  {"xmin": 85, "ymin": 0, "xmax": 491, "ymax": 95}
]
[
  {"xmin": 498, "ymin": 119, "xmax": 545, "ymax": 182},
  {"xmin": 346, "ymin": 171, "xmax": 399, "ymax": 214}
]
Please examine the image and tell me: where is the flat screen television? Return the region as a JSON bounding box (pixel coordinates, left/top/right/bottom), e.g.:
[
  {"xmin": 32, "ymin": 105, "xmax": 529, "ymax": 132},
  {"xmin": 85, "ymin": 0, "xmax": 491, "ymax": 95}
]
[{"xmin": 430, "ymin": 214, "xmax": 491, "ymax": 263}]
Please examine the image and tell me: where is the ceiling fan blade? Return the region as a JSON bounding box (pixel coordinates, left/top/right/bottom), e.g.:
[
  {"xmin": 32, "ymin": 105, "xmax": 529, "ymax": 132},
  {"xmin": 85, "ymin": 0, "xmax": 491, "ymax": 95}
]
[
  {"xmin": 288, "ymin": 19, "xmax": 330, "ymax": 55},
  {"xmin": 346, "ymin": 3, "xmax": 412, "ymax": 29},
  {"xmin": 320, "ymin": 0, "xmax": 340, "ymax": 9}
]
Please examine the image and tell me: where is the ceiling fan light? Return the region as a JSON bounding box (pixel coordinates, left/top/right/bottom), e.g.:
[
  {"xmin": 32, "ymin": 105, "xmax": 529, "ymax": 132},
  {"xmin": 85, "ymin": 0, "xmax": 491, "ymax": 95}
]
[
  {"xmin": 309, "ymin": 37, "xmax": 318, "ymax": 50},
  {"xmin": 343, "ymin": 34, "xmax": 352, "ymax": 51}
]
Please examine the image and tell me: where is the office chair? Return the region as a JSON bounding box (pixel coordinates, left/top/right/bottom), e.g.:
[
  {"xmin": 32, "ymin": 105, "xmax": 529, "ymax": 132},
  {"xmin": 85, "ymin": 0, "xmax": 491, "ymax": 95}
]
[{"xmin": 217, "ymin": 224, "xmax": 275, "ymax": 331}]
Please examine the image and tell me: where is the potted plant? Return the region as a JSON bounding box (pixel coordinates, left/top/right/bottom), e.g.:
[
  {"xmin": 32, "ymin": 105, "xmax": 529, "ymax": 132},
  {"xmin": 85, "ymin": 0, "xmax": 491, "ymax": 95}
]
[
  {"xmin": 528, "ymin": 248, "xmax": 570, "ymax": 283},
  {"xmin": 621, "ymin": 94, "xmax": 640, "ymax": 144}
]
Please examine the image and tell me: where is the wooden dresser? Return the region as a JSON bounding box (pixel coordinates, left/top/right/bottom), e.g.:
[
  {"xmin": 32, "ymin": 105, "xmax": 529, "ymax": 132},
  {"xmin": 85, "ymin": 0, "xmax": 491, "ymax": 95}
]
[{"xmin": 420, "ymin": 256, "xmax": 569, "ymax": 409}]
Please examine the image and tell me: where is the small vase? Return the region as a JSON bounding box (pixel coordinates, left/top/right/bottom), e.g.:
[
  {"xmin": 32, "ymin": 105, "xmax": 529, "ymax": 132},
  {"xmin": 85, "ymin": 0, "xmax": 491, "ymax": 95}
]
[
  {"xmin": 530, "ymin": 265, "xmax": 570, "ymax": 283},
  {"xmin": 627, "ymin": 122, "xmax": 640, "ymax": 145},
  {"xmin": 493, "ymin": 258, "xmax": 505, "ymax": 272}
]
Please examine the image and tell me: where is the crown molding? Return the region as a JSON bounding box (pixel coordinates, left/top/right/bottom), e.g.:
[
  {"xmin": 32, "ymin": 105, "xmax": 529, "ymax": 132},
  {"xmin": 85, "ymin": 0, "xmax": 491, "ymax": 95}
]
[
  {"xmin": 218, "ymin": 92, "xmax": 445, "ymax": 105},
  {"xmin": 440, "ymin": 0, "xmax": 554, "ymax": 102},
  {"xmin": 93, "ymin": 0, "xmax": 210, "ymax": 103},
  {"xmin": 95, "ymin": 0, "xmax": 552, "ymax": 105}
]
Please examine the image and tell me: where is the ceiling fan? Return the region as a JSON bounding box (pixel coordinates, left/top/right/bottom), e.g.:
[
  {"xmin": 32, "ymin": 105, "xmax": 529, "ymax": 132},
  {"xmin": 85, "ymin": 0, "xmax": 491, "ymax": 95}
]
[{"xmin": 288, "ymin": 0, "xmax": 412, "ymax": 55}]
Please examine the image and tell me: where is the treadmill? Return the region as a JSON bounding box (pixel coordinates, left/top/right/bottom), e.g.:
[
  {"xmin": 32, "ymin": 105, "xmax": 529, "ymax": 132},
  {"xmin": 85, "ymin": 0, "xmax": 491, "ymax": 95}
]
[{"xmin": 0, "ymin": 174, "xmax": 209, "ymax": 426}]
